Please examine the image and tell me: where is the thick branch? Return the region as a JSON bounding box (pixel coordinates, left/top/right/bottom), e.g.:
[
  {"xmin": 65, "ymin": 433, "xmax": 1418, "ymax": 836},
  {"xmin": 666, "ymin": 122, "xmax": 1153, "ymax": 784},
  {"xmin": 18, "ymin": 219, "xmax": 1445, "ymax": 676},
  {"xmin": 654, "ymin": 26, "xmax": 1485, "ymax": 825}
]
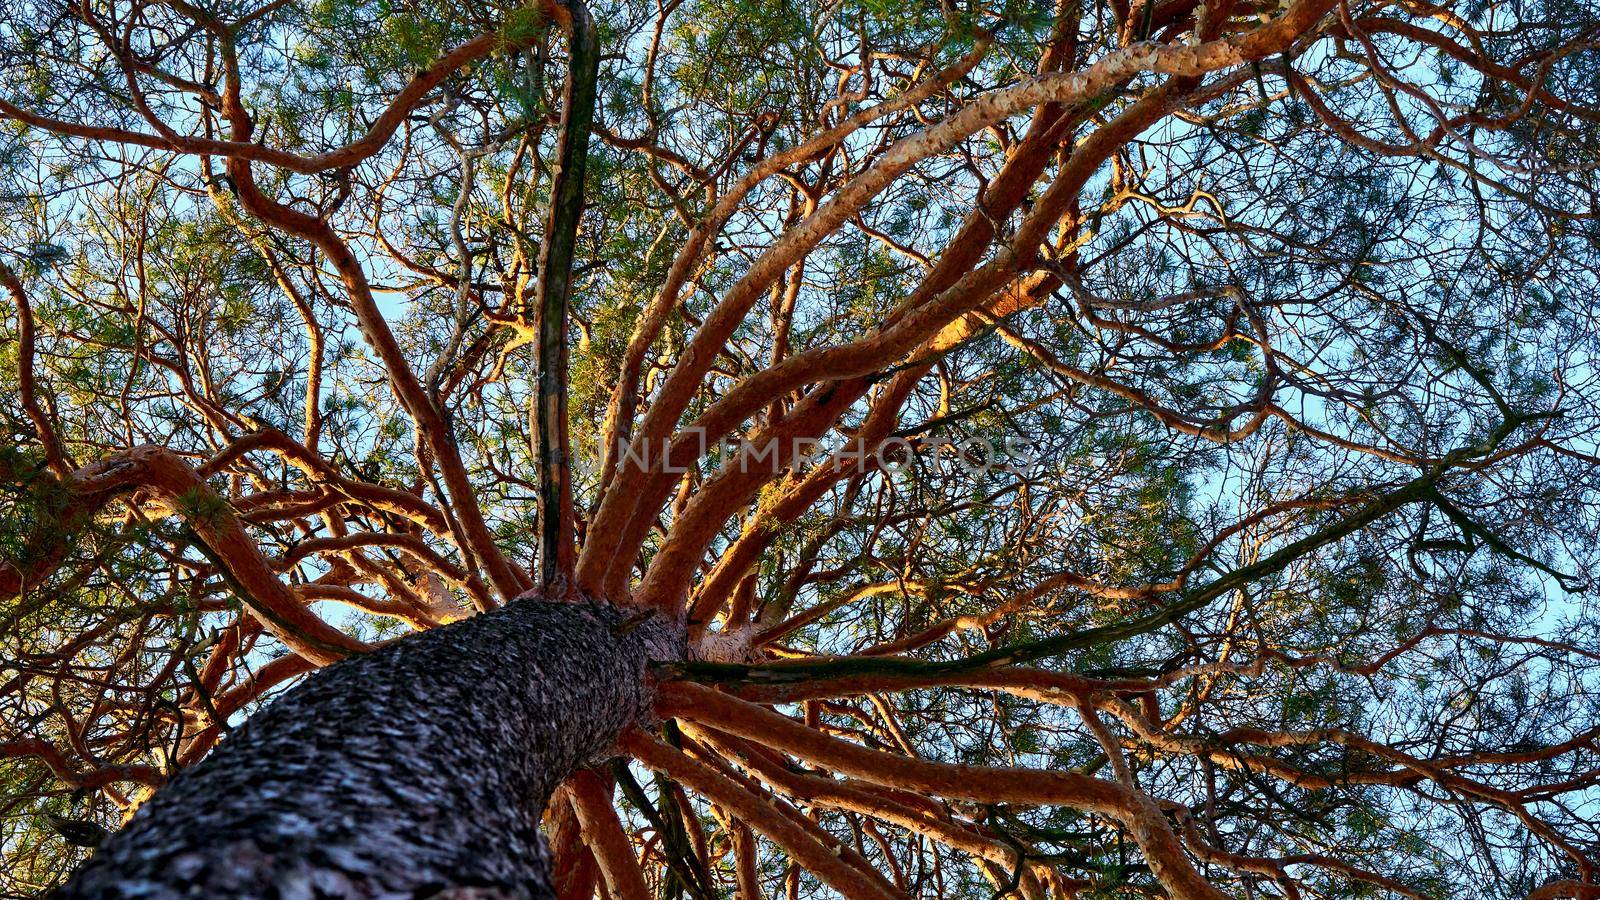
[{"xmin": 535, "ymin": 0, "xmax": 599, "ymax": 591}]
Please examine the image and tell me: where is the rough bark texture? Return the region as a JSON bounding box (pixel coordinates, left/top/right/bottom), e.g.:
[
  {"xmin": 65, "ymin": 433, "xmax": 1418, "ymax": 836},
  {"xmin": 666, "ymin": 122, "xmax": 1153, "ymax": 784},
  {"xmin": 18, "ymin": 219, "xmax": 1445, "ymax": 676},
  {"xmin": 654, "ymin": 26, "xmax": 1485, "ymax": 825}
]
[{"xmin": 55, "ymin": 599, "xmax": 684, "ymax": 899}]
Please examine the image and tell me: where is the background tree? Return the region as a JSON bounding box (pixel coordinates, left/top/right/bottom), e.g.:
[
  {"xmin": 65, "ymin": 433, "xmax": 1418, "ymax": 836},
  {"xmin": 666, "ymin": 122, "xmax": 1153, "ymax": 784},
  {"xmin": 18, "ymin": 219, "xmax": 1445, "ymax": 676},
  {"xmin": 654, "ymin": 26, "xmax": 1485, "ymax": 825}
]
[{"xmin": 3, "ymin": 0, "xmax": 1600, "ymax": 895}]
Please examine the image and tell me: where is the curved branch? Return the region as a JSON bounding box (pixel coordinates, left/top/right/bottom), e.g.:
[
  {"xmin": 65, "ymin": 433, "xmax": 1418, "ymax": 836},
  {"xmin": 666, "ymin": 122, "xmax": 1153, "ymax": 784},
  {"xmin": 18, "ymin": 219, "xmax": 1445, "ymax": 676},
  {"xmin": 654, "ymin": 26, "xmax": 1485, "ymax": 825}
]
[{"xmin": 622, "ymin": 729, "xmax": 905, "ymax": 900}]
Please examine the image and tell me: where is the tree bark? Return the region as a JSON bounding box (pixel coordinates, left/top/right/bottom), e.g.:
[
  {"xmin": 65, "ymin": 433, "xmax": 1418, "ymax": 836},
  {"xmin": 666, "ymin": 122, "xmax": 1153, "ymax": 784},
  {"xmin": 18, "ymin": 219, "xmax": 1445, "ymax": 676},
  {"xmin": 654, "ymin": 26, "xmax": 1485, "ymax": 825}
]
[{"xmin": 55, "ymin": 599, "xmax": 683, "ymax": 899}]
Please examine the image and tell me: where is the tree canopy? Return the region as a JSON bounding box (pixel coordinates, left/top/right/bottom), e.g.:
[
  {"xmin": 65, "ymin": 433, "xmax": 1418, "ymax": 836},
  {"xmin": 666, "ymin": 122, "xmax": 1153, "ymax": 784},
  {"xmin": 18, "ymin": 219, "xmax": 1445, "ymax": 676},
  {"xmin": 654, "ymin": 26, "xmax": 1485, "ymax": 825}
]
[{"xmin": 3, "ymin": 0, "xmax": 1600, "ymax": 896}]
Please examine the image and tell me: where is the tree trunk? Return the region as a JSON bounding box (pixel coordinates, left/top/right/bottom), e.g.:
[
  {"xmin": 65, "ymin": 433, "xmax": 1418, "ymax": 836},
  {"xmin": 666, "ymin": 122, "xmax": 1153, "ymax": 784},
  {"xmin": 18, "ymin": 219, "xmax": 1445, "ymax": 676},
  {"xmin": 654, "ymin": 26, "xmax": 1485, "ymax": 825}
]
[{"xmin": 55, "ymin": 599, "xmax": 683, "ymax": 899}]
